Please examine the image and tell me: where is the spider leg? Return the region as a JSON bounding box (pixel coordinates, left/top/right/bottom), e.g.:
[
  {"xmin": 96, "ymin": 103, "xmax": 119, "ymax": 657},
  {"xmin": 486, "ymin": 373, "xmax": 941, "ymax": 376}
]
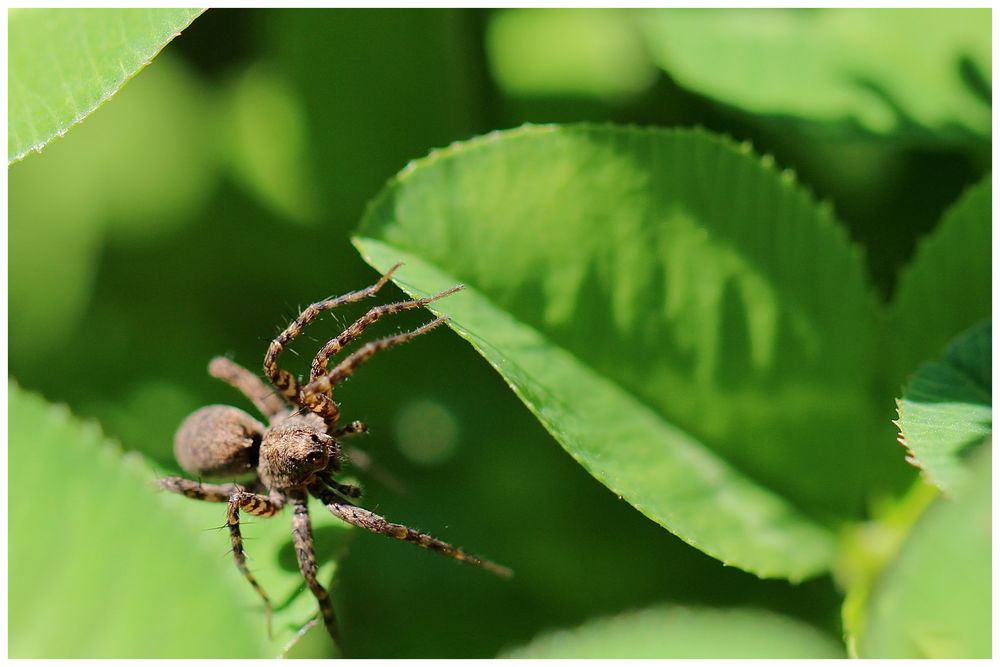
[
  {"xmin": 209, "ymin": 356, "xmax": 289, "ymax": 421},
  {"xmin": 300, "ymin": 316, "xmax": 451, "ymax": 429},
  {"xmin": 316, "ymin": 472, "xmax": 363, "ymax": 499},
  {"xmin": 309, "ymin": 483, "xmax": 512, "ymax": 578},
  {"xmin": 288, "ymin": 491, "xmax": 341, "ymax": 645},
  {"xmin": 309, "ymin": 284, "xmax": 464, "ymax": 380},
  {"xmin": 332, "ymin": 420, "xmax": 368, "ymax": 438},
  {"xmin": 227, "ymin": 490, "xmax": 284, "ymax": 637},
  {"xmin": 157, "ymin": 477, "xmax": 241, "ymax": 502},
  {"xmin": 263, "ymin": 264, "xmax": 403, "ymax": 403}
]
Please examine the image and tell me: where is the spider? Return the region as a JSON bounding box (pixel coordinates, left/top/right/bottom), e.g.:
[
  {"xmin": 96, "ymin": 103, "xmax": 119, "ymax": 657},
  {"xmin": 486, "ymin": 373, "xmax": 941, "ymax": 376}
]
[{"xmin": 158, "ymin": 264, "xmax": 510, "ymax": 646}]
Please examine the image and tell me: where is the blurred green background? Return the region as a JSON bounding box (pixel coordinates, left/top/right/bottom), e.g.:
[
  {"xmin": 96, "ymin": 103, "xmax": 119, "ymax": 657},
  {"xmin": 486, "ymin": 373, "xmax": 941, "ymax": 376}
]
[{"xmin": 8, "ymin": 8, "xmax": 989, "ymax": 658}]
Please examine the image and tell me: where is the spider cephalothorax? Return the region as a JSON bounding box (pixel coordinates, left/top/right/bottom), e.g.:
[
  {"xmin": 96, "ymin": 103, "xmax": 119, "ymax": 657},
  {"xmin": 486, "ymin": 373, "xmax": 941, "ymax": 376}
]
[{"xmin": 158, "ymin": 265, "xmax": 510, "ymax": 646}]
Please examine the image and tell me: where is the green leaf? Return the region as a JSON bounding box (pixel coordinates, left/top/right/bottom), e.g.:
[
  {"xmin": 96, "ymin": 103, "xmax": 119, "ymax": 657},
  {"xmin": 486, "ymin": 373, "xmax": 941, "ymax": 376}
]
[
  {"xmin": 486, "ymin": 9, "xmax": 657, "ymax": 101},
  {"xmin": 857, "ymin": 444, "xmax": 991, "ymax": 658},
  {"xmin": 501, "ymin": 605, "xmax": 845, "ymax": 658},
  {"xmin": 895, "ymin": 320, "xmax": 991, "ymax": 494},
  {"xmin": 8, "ymin": 8, "xmax": 204, "ymax": 164},
  {"xmin": 837, "ymin": 479, "xmax": 939, "ymax": 658},
  {"xmin": 887, "ymin": 178, "xmax": 992, "ymax": 391},
  {"xmin": 267, "ymin": 9, "xmax": 483, "ymax": 226},
  {"xmin": 639, "ymin": 9, "xmax": 991, "ymax": 140},
  {"xmin": 9, "ymin": 54, "xmax": 218, "ymax": 368},
  {"xmin": 354, "ymin": 124, "xmax": 888, "ymax": 581},
  {"xmin": 9, "ymin": 382, "xmax": 348, "ymax": 657},
  {"xmin": 222, "ymin": 64, "xmax": 319, "ymax": 224}
]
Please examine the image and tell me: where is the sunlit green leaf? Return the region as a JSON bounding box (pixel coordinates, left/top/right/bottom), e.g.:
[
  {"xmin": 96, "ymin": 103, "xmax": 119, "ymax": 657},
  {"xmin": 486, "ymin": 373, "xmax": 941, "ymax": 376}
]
[
  {"xmin": 639, "ymin": 9, "xmax": 991, "ymax": 140},
  {"xmin": 12, "ymin": 8, "xmax": 986, "ymax": 659},
  {"xmin": 501, "ymin": 605, "xmax": 845, "ymax": 658},
  {"xmin": 354, "ymin": 124, "xmax": 891, "ymax": 581},
  {"xmin": 896, "ymin": 320, "xmax": 991, "ymax": 493},
  {"xmin": 857, "ymin": 444, "xmax": 991, "ymax": 658},
  {"xmin": 887, "ymin": 178, "xmax": 992, "ymax": 391},
  {"xmin": 9, "ymin": 8, "xmax": 204, "ymax": 164},
  {"xmin": 9, "ymin": 382, "xmax": 348, "ymax": 658}
]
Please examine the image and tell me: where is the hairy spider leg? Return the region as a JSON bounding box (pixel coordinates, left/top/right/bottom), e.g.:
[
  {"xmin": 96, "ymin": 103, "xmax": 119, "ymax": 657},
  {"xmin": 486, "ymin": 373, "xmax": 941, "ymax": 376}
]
[
  {"xmin": 209, "ymin": 356, "xmax": 289, "ymax": 421},
  {"xmin": 309, "ymin": 284, "xmax": 465, "ymax": 380},
  {"xmin": 227, "ymin": 490, "xmax": 285, "ymax": 637},
  {"xmin": 316, "ymin": 471, "xmax": 363, "ymax": 499},
  {"xmin": 300, "ymin": 316, "xmax": 451, "ymax": 430},
  {"xmin": 302, "ymin": 284, "xmax": 463, "ymax": 430},
  {"xmin": 308, "ymin": 483, "xmax": 512, "ymax": 579},
  {"xmin": 157, "ymin": 477, "xmax": 243, "ymax": 502},
  {"xmin": 263, "ymin": 264, "xmax": 403, "ymax": 403},
  {"xmin": 332, "ymin": 420, "xmax": 368, "ymax": 438},
  {"xmin": 289, "ymin": 491, "xmax": 340, "ymax": 645}
]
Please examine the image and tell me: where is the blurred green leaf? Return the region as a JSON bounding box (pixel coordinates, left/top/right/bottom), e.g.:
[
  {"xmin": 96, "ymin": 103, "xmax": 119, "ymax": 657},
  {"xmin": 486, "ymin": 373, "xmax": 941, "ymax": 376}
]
[
  {"xmin": 501, "ymin": 605, "xmax": 845, "ymax": 658},
  {"xmin": 9, "ymin": 382, "xmax": 261, "ymax": 657},
  {"xmin": 857, "ymin": 444, "xmax": 991, "ymax": 657},
  {"xmin": 886, "ymin": 177, "xmax": 992, "ymax": 391},
  {"xmin": 222, "ymin": 64, "xmax": 318, "ymax": 224},
  {"xmin": 486, "ymin": 9, "xmax": 657, "ymax": 101},
  {"xmin": 8, "ymin": 162, "xmax": 104, "ymax": 366},
  {"xmin": 353, "ymin": 123, "xmax": 892, "ymax": 580},
  {"xmin": 8, "ymin": 8, "xmax": 204, "ymax": 164},
  {"xmin": 9, "ymin": 382, "xmax": 348, "ymax": 658},
  {"xmin": 896, "ymin": 320, "xmax": 991, "ymax": 493},
  {"xmin": 639, "ymin": 9, "xmax": 991, "ymax": 140},
  {"xmin": 837, "ymin": 479, "xmax": 939, "ymax": 657},
  {"xmin": 267, "ymin": 9, "xmax": 481, "ymax": 226},
  {"xmin": 9, "ymin": 54, "xmax": 218, "ymax": 367}
]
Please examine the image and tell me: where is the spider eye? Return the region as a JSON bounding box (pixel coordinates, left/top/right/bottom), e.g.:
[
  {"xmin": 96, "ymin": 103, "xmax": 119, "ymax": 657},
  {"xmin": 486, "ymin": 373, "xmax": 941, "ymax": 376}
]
[{"xmin": 306, "ymin": 450, "xmax": 323, "ymax": 463}]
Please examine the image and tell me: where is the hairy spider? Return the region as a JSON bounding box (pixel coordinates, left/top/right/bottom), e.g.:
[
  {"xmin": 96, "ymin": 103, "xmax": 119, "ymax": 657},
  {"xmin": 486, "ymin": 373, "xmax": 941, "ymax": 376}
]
[{"xmin": 158, "ymin": 264, "xmax": 510, "ymax": 646}]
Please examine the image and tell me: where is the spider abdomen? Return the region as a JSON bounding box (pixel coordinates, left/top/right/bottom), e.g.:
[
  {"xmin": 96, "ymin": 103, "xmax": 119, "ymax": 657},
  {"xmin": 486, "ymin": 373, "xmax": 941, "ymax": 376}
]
[{"xmin": 174, "ymin": 405, "xmax": 263, "ymax": 480}]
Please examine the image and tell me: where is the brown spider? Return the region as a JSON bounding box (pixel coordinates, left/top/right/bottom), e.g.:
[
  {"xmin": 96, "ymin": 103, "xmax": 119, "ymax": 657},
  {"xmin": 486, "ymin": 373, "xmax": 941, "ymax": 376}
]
[{"xmin": 158, "ymin": 264, "xmax": 510, "ymax": 646}]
